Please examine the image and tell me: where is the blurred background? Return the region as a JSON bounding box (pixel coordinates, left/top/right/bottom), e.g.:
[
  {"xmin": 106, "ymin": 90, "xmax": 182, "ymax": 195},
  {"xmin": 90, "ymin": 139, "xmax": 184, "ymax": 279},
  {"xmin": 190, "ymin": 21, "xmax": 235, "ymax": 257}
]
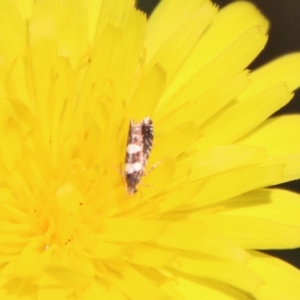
[{"xmin": 136, "ymin": 0, "xmax": 300, "ymax": 269}]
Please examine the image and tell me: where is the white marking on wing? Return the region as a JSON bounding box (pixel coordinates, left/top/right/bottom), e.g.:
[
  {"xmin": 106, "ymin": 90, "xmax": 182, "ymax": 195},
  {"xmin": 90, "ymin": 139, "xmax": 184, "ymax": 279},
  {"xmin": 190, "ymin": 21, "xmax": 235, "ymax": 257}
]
[
  {"xmin": 125, "ymin": 162, "xmax": 143, "ymax": 173},
  {"xmin": 127, "ymin": 144, "xmax": 142, "ymax": 154}
]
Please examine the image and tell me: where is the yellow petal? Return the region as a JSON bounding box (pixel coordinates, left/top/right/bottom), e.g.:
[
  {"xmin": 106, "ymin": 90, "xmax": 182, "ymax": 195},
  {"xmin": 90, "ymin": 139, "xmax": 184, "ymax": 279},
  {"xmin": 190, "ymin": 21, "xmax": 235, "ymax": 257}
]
[
  {"xmin": 98, "ymin": 218, "xmax": 167, "ymax": 243},
  {"xmin": 179, "ymin": 163, "xmax": 283, "ymax": 207},
  {"xmin": 77, "ymin": 9, "xmax": 146, "ymax": 151},
  {"xmin": 268, "ymin": 153, "xmax": 300, "ymax": 183},
  {"xmin": 223, "ymin": 188, "xmax": 300, "ymax": 227},
  {"xmin": 57, "ymin": 0, "xmax": 89, "ymax": 68},
  {"xmin": 159, "ymin": 25, "xmax": 267, "ymax": 112},
  {"xmin": 145, "ymin": 0, "xmax": 209, "ymax": 61},
  {"xmin": 48, "ymin": 58, "xmax": 74, "ymax": 166},
  {"xmin": 240, "ymin": 53, "xmax": 300, "ymax": 99},
  {"xmin": 248, "ymin": 251, "xmax": 300, "ymax": 300},
  {"xmin": 152, "ymin": 122, "xmax": 198, "ymax": 160},
  {"xmin": 177, "ymin": 276, "xmax": 254, "ymax": 300},
  {"xmin": 127, "ymin": 244, "xmax": 175, "ymax": 268},
  {"xmin": 170, "ymin": 256, "xmax": 262, "ymax": 295},
  {"xmin": 128, "ymin": 65, "xmax": 166, "ymax": 120},
  {"xmin": 13, "ymin": 0, "xmax": 34, "ymax": 22},
  {"xmin": 197, "ymin": 82, "xmax": 292, "ymax": 148},
  {"xmin": 54, "ymin": 183, "xmax": 83, "ymax": 243},
  {"xmin": 44, "ymin": 263, "xmax": 94, "ymax": 289},
  {"xmin": 186, "ymin": 1, "xmax": 269, "ymax": 68},
  {"xmin": 29, "ymin": 0, "xmax": 57, "ymax": 144},
  {"xmin": 81, "ymin": 279, "xmax": 128, "ymax": 300},
  {"xmin": 156, "ymin": 71, "xmax": 250, "ymax": 131},
  {"xmin": 13, "ymin": 241, "xmax": 51, "ymax": 279},
  {"xmin": 175, "ymin": 145, "xmax": 268, "ymax": 183},
  {"xmin": 84, "ymin": 240, "xmax": 126, "ymax": 260},
  {"xmin": 7, "ymin": 57, "xmax": 32, "ymax": 109},
  {"xmin": 38, "ymin": 287, "xmax": 68, "ymax": 300},
  {"xmin": 188, "ymin": 150, "xmax": 300, "ymax": 208},
  {"xmin": 155, "ymin": 222, "xmax": 250, "ymax": 263},
  {"xmin": 161, "ymin": 1, "xmax": 268, "ymax": 103},
  {"xmin": 0, "ymin": 0, "xmax": 26, "ymax": 67},
  {"xmin": 163, "ymin": 189, "xmax": 300, "ymax": 249},
  {"xmin": 37, "ymin": 286, "xmax": 68, "ymax": 300},
  {"xmin": 238, "ymin": 115, "xmax": 300, "ymax": 155},
  {"xmin": 194, "ymin": 213, "xmax": 300, "ymax": 249},
  {"xmin": 112, "ymin": 266, "xmax": 166, "ymax": 300},
  {"xmin": 146, "ymin": 2, "xmax": 217, "ymax": 84},
  {"xmin": 94, "ymin": 0, "xmax": 135, "ymax": 41}
]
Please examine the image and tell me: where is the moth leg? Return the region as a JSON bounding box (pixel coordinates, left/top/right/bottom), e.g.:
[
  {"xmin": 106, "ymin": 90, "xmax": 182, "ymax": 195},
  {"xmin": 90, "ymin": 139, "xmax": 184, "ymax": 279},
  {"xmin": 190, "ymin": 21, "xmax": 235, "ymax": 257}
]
[{"xmin": 143, "ymin": 157, "xmax": 167, "ymax": 177}]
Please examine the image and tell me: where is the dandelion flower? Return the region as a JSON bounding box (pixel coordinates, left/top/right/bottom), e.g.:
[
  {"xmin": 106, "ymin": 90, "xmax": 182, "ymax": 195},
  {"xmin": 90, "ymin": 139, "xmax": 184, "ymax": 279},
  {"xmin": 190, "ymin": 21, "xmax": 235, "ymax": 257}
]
[{"xmin": 1, "ymin": 0, "xmax": 300, "ymax": 299}]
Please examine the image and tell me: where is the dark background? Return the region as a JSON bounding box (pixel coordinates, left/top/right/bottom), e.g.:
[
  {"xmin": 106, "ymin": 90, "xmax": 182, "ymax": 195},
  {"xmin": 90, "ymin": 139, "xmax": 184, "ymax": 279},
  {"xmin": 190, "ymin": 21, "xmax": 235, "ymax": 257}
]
[{"xmin": 137, "ymin": 0, "xmax": 300, "ymax": 269}]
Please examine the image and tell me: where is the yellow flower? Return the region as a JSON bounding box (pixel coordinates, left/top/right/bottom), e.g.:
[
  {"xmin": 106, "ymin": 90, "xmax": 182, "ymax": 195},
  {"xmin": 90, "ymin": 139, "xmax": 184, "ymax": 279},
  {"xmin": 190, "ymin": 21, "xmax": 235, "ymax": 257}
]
[{"xmin": 0, "ymin": 0, "xmax": 300, "ymax": 299}]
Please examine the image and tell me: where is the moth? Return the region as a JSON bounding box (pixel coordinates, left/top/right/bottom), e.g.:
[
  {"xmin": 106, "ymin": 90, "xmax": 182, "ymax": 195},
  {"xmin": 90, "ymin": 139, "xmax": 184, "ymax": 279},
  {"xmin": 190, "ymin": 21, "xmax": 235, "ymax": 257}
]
[{"xmin": 124, "ymin": 117, "xmax": 154, "ymax": 195}]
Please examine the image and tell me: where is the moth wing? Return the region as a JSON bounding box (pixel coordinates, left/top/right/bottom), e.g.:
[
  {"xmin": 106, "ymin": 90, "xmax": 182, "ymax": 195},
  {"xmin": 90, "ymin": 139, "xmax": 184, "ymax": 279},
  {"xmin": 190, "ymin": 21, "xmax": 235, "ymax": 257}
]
[{"xmin": 141, "ymin": 118, "xmax": 153, "ymax": 161}]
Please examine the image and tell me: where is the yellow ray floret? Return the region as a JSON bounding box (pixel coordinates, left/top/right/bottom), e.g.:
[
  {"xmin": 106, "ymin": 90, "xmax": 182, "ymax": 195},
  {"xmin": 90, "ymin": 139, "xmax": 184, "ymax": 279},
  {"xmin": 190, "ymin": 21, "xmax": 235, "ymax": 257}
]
[{"xmin": 0, "ymin": 0, "xmax": 300, "ymax": 299}]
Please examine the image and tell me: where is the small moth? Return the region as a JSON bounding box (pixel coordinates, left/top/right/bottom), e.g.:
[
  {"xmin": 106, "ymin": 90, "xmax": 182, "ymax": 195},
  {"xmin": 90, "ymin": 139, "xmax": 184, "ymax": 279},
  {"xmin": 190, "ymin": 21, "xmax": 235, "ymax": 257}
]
[{"xmin": 125, "ymin": 117, "xmax": 154, "ymax": 195}]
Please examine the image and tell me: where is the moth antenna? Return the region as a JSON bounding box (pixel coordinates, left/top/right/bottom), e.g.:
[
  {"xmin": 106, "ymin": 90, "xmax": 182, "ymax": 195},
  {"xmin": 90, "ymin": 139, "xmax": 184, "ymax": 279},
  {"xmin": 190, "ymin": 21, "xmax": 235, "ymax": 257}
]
[{"xmin": 143, "ymin": 157, "xmax": 168, "ymax": 177}]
